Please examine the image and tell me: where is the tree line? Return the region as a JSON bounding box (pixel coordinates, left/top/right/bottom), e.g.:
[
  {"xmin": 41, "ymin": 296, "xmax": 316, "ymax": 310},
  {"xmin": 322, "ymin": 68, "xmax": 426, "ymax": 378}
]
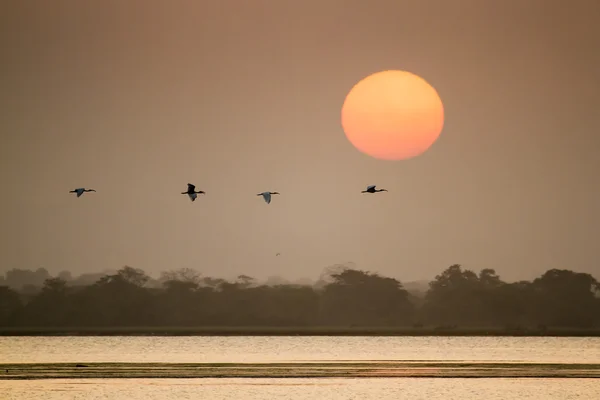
[{"xmin": 0, "ymin": 264, "xmax": 599, "ymax": 329}]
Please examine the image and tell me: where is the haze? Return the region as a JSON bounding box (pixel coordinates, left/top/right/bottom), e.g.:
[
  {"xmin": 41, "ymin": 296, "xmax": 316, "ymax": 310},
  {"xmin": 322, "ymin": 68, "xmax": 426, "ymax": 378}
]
[{"xmin": 1, "ymin": 0, "xmax": 599, "ymax": 283}]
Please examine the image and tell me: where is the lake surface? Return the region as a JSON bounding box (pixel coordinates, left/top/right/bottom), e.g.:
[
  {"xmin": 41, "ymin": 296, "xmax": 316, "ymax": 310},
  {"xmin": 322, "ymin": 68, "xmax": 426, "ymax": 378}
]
[
  {"xmin": 1, "ymin": 336, "xmax": 600, "ymax": 399},
  {"xmin": 2, "ymin": 336, "xmax": 600, "ymax": 363},
  {"xmin": 3, "ymin": 377, "xmax": 600, "ymax": 399}
]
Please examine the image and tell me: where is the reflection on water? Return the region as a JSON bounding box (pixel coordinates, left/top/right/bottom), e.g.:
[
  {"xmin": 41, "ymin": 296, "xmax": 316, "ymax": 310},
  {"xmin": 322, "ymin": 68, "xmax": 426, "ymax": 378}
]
[
  {"xmin": 3, "ymin": 378, "xmax": 600, "ymax": 399},
  {"xmin": 1, "ymin": 336, "xmax": 599, "ymax": 363},
  {"xmin": 2, "ymin": 337, "xmax": 599, "ymax": 399}
]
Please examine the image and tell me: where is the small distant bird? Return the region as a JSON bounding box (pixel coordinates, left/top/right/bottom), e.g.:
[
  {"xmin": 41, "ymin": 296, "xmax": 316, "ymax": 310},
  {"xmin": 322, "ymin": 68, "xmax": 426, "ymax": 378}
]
[
  {"xmin": 182, "ymin": 183, "xmax": 205, "ymax": 202},
  {"xmin": 276, "ymin": 253, "xmax": 281, "ymax": 256},
  {"xmin": 257, "ymin": 191, "xmax": 280, "ymax": 204},
  {"xmin": 361, "ymin": 185, "xmax": 388, "ymax": 194},
  {"xmin": 69, "ymin": 188, "xmax": 96, "ymax": 198}
]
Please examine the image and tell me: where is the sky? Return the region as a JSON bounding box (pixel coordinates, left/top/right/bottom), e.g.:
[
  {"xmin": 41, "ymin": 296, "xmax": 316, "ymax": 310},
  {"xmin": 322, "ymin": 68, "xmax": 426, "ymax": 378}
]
[{"xmin": 1, "ymin": 0, "xmax": 599, "ymax": 283}]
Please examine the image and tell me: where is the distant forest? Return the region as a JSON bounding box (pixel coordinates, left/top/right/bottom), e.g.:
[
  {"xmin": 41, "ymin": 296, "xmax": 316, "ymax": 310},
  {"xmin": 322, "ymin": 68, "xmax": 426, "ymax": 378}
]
[{"xmin": 1, "ymin": 264, "xmax": 599, "ymax": 329}]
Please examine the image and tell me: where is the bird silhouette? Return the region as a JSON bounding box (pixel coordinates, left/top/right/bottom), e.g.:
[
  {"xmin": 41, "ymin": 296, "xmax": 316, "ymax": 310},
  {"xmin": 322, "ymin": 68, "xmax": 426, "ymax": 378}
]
[
  {"xmin": 361, "ymin": 185, "xmax": 388, "ymax": 194},
  {"xmin": 182, "ymin": 183, "xmax": 205, "ymax": 202},
  {"xmin": 257, "ymin": 191, "xmax": 280, "ymax": 204},
  {"xmin": 69, "ymin": 188, "xmax": 96, "ymax": 198}
]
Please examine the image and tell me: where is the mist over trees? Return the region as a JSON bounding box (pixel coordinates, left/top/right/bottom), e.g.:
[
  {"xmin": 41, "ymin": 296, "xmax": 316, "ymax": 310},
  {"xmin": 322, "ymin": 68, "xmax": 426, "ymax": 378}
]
[{"xmin": 1, "ymin": 264, "xmax": 599, "ymax": 329}]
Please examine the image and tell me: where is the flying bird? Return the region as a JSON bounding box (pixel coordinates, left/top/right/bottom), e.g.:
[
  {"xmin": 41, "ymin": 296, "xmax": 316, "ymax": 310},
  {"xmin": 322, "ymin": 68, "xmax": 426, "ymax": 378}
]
[
  {"xmin": 182, "ymin": 183, "xmax": 205, "ymax": 202},
  {"xmin": 361, "ymin": 185, "xmax": 388, "ymax": 194},
  {"xmin": 69, "ymin": 188, "xmax": 96, "ymax": 197},
  {"xmin": 257, "ymin": 191, "xmax": 280, "ymax": 204}
]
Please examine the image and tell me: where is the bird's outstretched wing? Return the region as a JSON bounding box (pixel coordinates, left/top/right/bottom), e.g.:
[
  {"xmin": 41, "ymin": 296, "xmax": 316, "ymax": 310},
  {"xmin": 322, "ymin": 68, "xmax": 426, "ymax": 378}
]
[
  {"xmin": 187, "ymin": 183, "xmax": 195, "ymax": 192},
  {"xmin": 367, "ymin": 185, "xmax": 376, "ymax": 191}
]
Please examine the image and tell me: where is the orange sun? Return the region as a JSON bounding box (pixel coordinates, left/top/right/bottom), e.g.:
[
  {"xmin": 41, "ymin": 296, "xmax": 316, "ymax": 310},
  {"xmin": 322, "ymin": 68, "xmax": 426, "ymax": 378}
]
[{"xmin": 341, "ymin": 70, "xmax": 444, "ymax": 160}]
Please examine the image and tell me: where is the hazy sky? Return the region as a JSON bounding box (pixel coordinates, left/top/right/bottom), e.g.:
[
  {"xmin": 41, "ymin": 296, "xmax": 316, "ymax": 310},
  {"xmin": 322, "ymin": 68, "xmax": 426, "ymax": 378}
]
[{"xmin": 1, "ymin": 1, "xmax": 599, "ymax": 283}]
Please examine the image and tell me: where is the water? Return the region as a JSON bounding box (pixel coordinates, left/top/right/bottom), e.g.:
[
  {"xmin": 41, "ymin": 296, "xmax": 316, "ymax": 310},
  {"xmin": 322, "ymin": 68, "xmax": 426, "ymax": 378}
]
[
  {"xmin": 2, "ymin": 336, "xmax": 599, "ymax": 363},
  {"xmin": 3, "ymin": 378, "xmax": 600, "ymax": 399},
  {"xmin": 1, "ymin": 336, "xmax": 600, "ymax": 399}
]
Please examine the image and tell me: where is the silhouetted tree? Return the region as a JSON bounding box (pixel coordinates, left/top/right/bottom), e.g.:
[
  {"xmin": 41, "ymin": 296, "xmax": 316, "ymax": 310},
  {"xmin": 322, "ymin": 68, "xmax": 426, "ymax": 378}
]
[
  {"xmin": 2, "ymin": 264, "xmax": 599, "ymax": 329},
  {"xmin": 160, "ymin": 268, "xmax": 201, "ymax": 285},
  {"xmin": 530, "ymin": 269, "xmax": 600, "ymax": 328},
  {"xmin": 2, "ymin": 268, "xmax": 50, "ymax": 290},
  {"xmin": 67, "ymin": 267, "xmax": 154, "ymax": 326},
  {"xmin": 319, "ymin": 268, "xmax": 414, "ymax": 326},
  {"xmin": 0, "ymin": 286, "xmax": 21, "ymax": 326},
  {"xmin": 58, "ymin": 270, "xmax": 73, "ymax": 282},
  {"xmin": 17, "ymin": 278, "xmax": 71, "ymax": 326},
  {"xmin": 423, "ymin": 264, "xmax": 482, "ymax": 326}
]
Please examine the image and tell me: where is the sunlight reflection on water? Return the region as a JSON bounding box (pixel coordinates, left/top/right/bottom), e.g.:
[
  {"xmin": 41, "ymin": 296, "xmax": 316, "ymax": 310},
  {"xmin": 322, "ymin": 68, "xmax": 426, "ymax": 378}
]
[
  {"xmin": 3, "ymin": 378, "xmax": 600, "ymax": 399},
  {"xmin": 1, "ymin": 336, "xmax": 599, "ymax": 364}
]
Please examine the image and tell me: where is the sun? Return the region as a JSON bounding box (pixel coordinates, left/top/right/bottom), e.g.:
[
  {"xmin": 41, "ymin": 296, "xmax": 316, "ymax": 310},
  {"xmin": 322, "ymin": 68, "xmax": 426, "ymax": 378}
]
[{"xmin": 341, "ymin": 70, "xmax": 444, "ymax": 160}]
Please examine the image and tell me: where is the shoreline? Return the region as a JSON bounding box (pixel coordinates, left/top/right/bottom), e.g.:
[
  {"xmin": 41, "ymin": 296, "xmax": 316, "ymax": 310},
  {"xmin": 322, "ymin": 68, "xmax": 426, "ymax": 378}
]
[
  {"xmin": 1, "ymin": 326, "xmax": 600, "ymax": 337},
  {"xmin": 2, "ymin": 362, "xmax": 600, "ymax": 380}
]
